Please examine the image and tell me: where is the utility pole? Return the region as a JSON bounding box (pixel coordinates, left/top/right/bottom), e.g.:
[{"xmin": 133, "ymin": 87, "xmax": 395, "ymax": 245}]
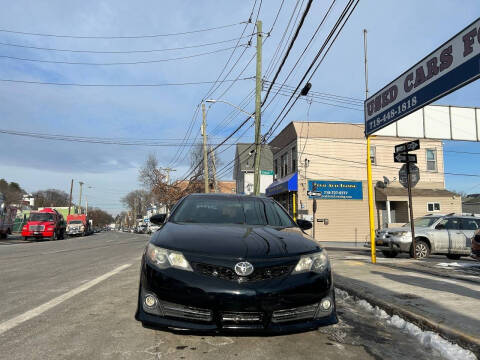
[
  {"xmin": 85, "ymin": 197, "xmax": 88, "ymax": 217},
  {"xmin": 202, "ymin": 102, "xmax": 209, "ymax": 193},
  {"xmin": 210, "ymin": 145, "xmax": 218, "ymax": 193},
  {"xmin": 78, "ymin": 181, "xmax": 84, "ymax": 214},
  {"xmin": 160, "ymin": 167, "xmax": 176, "ymax": 185},
  {"xmin": 253, "ymin": 20, "xmax": 263, "ymax": 196},
  {"xmin": 68, "ymin": 179, "xmax": 73, "ymax": 215}
]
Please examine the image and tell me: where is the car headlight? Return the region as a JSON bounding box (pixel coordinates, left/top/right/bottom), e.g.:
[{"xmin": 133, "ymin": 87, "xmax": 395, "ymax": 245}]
[
  {"xmin": 393, "ymin": 231, "xmax": 408, "ymax": 236},
  {"xmin": 146, "ymin": 243, "xmax": 192, "ymax": 271},
  {"xmin": 292, "ymin": 250, "xmax": 329, "ymax": 274}
]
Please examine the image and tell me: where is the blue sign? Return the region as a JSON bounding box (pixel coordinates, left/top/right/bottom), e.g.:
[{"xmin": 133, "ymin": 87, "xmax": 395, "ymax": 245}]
[
  {"xmin": 307, "ymin": 180, "xmax": 363, "ymax": 200},
  {"xmin": 365, "ymin": 18, "xmax": 480, "ymax": 135},
  {"xmin": 265, "ymin": 173, "xmax": 298, "ymax": 197}
]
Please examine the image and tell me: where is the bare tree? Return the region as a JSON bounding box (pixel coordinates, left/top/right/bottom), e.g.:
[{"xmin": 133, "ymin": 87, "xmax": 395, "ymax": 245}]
[
  {"xmin": 0, "ymin": 179, "xmax": 25, "ymax": 205},
  {"xmin": 88, "ymin": 208, "xmax": 114, "ymax": 228},
  {"xmin": 121, "ymin": 190, "xmax": 152, "ymax": 218},
  {"xmin": 33, "ymin": 189, "xmax": 70, "ymax": 208}
]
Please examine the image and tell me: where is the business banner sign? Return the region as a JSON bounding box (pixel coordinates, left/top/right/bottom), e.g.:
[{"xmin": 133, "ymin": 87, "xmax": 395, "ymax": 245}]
[
  {"xmin": 307, "ymin": 180, "xmax": 363, "ymax": 200},
  {"xmin": 365, "ymin": 17, "xmax": 480, "ymax": 135}
]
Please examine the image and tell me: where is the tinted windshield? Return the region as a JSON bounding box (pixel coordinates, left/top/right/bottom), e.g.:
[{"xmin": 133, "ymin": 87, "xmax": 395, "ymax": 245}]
[
  {"xmin": 409, "ymin": 217, "xmax": 441, "ymax": 227},
  {"xmin": 29, "ymin": 213, "xmax": 54, "ymax": 222},
  {"xmin": 69, "ymin": 220, "xmax": 83, "ymax": 224},
  {"xmin": 171, "ymin": 197, "xmax": 297, "ymax": 227}
]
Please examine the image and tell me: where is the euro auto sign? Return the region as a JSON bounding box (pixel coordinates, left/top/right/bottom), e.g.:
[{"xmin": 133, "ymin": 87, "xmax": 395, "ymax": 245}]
[{"xmin": 365, "ymin": 17, "xmax": 480, "ymax": 136}]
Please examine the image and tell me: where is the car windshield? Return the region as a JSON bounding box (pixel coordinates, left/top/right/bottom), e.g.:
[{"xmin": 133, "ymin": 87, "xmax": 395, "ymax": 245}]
[
  {"xmin": 171, "ymin": 196, "xmax": 297, "ymax": 227},
  {"xmin": 29, "ymin": 213, "xmax": 54, "ymax": 222},
  {"xmin": 406, "ymin": 216, "xmax": 441, "ymax": 228},
  {"xmin": 69, "ymin": 220, "xmax": 82, "ymax": 224}
]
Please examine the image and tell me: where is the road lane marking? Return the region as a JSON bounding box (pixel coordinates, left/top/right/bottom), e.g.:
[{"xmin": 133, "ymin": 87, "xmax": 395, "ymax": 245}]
[{"xmin": 0, "ymin": 263, "xmax": 132, "ymax": 336}]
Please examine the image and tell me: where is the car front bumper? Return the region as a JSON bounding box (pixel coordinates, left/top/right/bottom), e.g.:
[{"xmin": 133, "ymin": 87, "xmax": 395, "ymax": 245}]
[
  {"xmin": 21, "ymin": 230, "xmax": 54, "ymax": 238},
  {"xmin": 135, "ymin": 259, "xmax": 337, "ymax": 333},
  {"xmin": 364, "ymin": 233, "xmax": 412, "ymax": 253}
]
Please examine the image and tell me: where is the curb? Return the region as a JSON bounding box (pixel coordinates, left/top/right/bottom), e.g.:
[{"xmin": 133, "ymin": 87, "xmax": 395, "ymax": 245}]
[{"xmin": 334, "ymin": 281, "xmax": 480, "ymax": 357}]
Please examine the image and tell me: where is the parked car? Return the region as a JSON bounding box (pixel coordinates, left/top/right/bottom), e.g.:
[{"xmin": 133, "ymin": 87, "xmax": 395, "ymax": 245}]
[
  {"xmin": 471, "ymin": 229, "xmax": 480, "ymax": 261},
  {"xmin": 0, "ymin": 194, "xmax": 17, "ymax": 239},
  {"xmin": 374, "ymin": 213, "xmax": 480, "ymax": 259},
  {"xmin": 21, "ymin": 208, "xmax": 66, "ymax": 241},
  {"xmin": 136, "ymin": 194, "xmax": 336, "ymax": 333},
  {"xmin": 146, "ymin": 224, "xmax": 160, "ymax": 234}
]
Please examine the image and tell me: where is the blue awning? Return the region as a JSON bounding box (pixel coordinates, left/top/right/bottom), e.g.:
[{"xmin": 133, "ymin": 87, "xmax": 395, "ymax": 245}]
[{"xmin": 265, "ymin": 172, "xmax": 298, "ymax": 197}]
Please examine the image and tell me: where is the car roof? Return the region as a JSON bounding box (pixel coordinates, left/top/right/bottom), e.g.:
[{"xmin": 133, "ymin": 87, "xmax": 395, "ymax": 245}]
[{"xmin": 187, "ymin": 193, "xmax": 270, "ymax": 200}]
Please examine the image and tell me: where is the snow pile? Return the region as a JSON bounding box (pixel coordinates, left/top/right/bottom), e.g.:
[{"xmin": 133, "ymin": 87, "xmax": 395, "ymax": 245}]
[
  {"xmin": 436, "ymin": 262, "xmax": 480, "ymax": 269},
  {"xmin": 335, "ymin": 288, "xmax": 477, "ymax": 360}
]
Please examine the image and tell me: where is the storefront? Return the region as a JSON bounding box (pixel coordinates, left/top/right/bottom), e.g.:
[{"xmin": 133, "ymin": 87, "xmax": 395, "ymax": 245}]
[{"xmin": 265, "ymin": 172, "xmax": 298, "ymax": 220}]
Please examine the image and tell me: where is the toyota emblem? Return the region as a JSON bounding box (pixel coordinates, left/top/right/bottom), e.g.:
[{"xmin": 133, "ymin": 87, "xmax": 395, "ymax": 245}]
[{"xmin": 234, "ymin": 262, "xmax": 254, "ymax": 276}]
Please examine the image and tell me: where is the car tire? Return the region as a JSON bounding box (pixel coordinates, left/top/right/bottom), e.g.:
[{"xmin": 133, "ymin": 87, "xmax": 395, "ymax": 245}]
[
  {"xmin": 51, "ymin": 231, "xmax": 58, "ymax": 241},
  {"xmin": 446, "ymin": 254, "xmax": 461, "ymax": 260},
  {"xmin": 410, "ymin": 239, "xmax": 430, "ymax": 259},
  {"xmin": 382, "ymin": 250, "xmax": 398, "ymax": 258}
]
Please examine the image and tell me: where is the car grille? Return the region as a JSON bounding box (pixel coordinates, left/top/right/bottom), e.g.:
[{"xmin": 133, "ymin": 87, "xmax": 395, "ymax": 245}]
[
  {"xmin": 160, "ymin": 300, "xmax": 212, "ymax": 322},
  {"xmin": 221, "ymin": 311, "xmax": 264, "ymax": 329},
  {"xmin": 271, "ymin": 303, "xmax": 319, "ymax": 323},
  {"xmin": 191, "ymin": 262, "xmax": 293, "ymax": 282},
  {"xmin": 29, "ymin": 225, "xmax": 45, "ymax": 231}
]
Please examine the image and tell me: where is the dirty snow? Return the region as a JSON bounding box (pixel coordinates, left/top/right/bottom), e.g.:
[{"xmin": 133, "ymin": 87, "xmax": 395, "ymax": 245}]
[{"xmin": 335, "ymin": 288, "xmax": 477, "ymax": 360}]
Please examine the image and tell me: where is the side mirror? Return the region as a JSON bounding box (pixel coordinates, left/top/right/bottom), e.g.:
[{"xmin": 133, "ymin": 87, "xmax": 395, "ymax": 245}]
[
  {"xmin": 296, "ymin": 219, "xmax": 312, "ymax": 231},
  {"xmin": 150, "ymin": 214, "xmax": 166, "ymax": 225}
]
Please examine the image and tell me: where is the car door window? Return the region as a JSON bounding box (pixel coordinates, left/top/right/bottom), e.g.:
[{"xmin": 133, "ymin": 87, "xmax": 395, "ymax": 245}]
[
  {"xmin": 436, "ymin": 218, "xmax": 461, "ymax": 231},
  {"xmin": 461, "ymin": 219, "xmax": 479, "ymax": 231}
]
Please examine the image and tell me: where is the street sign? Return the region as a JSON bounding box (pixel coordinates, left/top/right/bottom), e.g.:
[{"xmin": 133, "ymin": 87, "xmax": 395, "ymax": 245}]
[
  {"xmin": 399, "ymin": 163, "xmax": 420, "ymax": 188},
  {"xmin": 365, "ymin": 17, "xmax": 480, "ymax": 135},
  {"xmin": 395, "ymin": 139, "xmax": 420, "ymax": 154},
  {"xmin": 394, "ymin": 152, "xmax": 417, "ymax": 163}
]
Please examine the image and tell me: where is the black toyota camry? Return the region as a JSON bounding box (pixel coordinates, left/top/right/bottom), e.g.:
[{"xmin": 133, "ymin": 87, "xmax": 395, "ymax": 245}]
[{"xmin": 135, "ymin": 193, "xmax": 337, "ymax": 333}]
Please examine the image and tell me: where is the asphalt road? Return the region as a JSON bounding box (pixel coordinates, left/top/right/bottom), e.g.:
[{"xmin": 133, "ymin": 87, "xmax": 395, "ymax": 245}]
[{"xmin": 0, "ymin": 232, "xmax": 453, "ymax": 359}]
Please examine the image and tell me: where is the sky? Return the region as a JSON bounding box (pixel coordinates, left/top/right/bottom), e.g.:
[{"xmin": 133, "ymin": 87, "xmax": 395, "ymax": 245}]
[{"xmin": 0, "ymin": 0, "xmax": 479, "ymax": 214}]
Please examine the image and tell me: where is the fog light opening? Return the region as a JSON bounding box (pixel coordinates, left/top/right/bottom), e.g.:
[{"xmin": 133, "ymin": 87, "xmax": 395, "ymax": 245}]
[
  {"xmin": 144, "ymin": 294, "xmax": 157, "ymax": 308},
  {"xmin": 320, "ymin": 298, "xmax": 332, "ymax": 311}
]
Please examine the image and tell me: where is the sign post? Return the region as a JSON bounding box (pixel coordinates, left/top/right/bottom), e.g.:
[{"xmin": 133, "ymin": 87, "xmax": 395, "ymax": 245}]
[{"xmin": 395, "ymin": 140, "xmax": 421, "ymax": 259}]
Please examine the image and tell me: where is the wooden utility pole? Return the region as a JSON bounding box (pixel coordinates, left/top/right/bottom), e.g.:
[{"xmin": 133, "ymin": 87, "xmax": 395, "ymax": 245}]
[
  {"xmin": 68, "ymin": 179, "xmax": 73, "ymax": 215},
  {"xmin": 253, "ymin": 20, "xmax": 263, "ymax": 195},
  {"xmin": 210, "ymin": 145, "xmax": 218, "ymax": 193},
  {"xmin": 202, "ymin": 102, "xmax": 209, "ymax": 193},
  {"xmin": 161, "ymin": 167, "xmax": 176, "ymax": 185}
]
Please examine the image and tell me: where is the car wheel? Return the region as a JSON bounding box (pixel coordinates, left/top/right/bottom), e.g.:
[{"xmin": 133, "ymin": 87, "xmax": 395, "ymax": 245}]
[
  {"xmin": 52, "ymin": 231, "xmax": 58, "ymax": 241},
  {"xmin": 410, "ymin": 239, "xmax": 430, "ymax": 259},
  {"xmin": 446, "ymin": 254, "xmax": 461, "ymax": 260},
  {"xmin": 382, "ymin": 250, "xmax": 398, "ymax": 258}
]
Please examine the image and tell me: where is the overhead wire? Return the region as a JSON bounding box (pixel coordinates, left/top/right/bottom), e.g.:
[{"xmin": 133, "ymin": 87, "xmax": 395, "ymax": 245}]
[{"xmin": 0, "ymin": 21, "xmax": 247, "ymax": 39}]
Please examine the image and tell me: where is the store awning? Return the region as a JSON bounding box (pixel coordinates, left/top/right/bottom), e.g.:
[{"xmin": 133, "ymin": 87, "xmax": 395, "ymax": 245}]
[{"xmin": 265, "ymin": 172, "xmax": 298, "ymax": 197}]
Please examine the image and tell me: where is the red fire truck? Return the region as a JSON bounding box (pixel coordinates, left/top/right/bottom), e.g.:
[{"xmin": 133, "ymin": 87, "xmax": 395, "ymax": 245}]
[{"xmin": 21, "ymin": 208, "xmax": 66, "ymax": 241}]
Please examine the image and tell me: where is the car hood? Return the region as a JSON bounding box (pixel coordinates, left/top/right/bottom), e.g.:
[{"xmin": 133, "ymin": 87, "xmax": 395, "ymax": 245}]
[
  {"xmin": 379, "ymin": 226, "xmax": 430, "ymax": 233},
  {"xmin": 151, "ymin": 222, "xmax": 320, "ymax": 259}
]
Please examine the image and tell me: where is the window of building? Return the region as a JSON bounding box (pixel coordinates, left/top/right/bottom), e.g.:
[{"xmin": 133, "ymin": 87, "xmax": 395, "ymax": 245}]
[
  {"xmin": 274, "ymin": 159, "xmax": 278, "ymax": 177},
  {"xmin": 426, "ymin": 149, "xmax": 437, "ymax": 171},
  {"xmin": 291, "ymin": 147, "xmax": 296, "ymax": 172},
  {"xmin": 280, "ymin": 154, "xmax": 287, "ymax": 177},
  {"xmin": 370, "ymin": 146, "xmax": 376, "ymax": 165},
  {"xmin": 284, "ymin": 153, "xmax": 288, "ymax": 176},
  {"xmin": 427, "ymin": 202, "xmax": 440, "ymax": 212}
]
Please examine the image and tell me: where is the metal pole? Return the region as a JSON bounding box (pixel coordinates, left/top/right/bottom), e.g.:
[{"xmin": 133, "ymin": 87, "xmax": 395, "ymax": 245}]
[
  {"xmin": 407, "ymin": 163, "xmax": 416, "ymax": 259},
  {"xmin": 364, "ymin": 29, "xmax": 376, "ymax": 264},
  {"xmin": 202, "ymin": 102, "xmax": 209, "ymax": 193},
  {"xmin": 78, "ymin": 181, "xmax": 84, "ymax": 214},
  {"xmin": 253, "ymin": 20, "xmax": 263, "ymax": 195},
  {"xmin": 68, "ymin": 179, "xmax": 73, "ymax": 216},
  {"xmin": 210, "ymin": 145, "xmax": 218, "ymax": 193}
]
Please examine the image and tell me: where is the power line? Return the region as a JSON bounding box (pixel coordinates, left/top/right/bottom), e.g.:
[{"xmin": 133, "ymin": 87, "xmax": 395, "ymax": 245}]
[
  {"xmin": 0, "ymin": 35, "xmax": 255, "ymax": 54},
  {"xmin": 0, "ymin": 76, "xmax": 254, "ymax": 87},
  {"xmin": 0, "ymin": 21, "xmax": 247, "ymax": 39},
  {"xmin": 0, "ymin": 45, "xmax": 245, "ymax": 66}
]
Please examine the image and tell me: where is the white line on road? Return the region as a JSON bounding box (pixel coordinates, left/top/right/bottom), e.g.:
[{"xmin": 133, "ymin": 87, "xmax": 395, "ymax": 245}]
[{"xmin": 0, "ymin": 263, "xmax": 132, "ymax": 336}]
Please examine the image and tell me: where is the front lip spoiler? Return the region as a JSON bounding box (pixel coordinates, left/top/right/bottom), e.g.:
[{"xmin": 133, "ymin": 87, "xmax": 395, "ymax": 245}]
[{"xmin": 136, "ymin": 308, "xmax": 338, "ymax": 334}]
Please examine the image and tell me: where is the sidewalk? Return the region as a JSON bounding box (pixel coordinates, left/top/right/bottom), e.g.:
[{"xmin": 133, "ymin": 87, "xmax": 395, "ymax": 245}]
[{"xmin": 331, "ymin": 256, "xmax": 480, "ymax": 356}]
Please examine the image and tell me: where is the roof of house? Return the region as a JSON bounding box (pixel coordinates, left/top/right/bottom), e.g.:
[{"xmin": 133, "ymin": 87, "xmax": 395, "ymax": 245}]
[{"xmin": 376, "ymin": 187, "xmax": 457, "ymax": 198}]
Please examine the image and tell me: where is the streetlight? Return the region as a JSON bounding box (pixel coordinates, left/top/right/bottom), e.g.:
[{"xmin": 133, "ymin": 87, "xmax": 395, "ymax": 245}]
[
  {"xmin": 205, "ymin": 99, "xmax": 255, "ymax": 119},
  {"xmin": 206, "ymin": 99, "xmax": 261, "ymax": 194}
]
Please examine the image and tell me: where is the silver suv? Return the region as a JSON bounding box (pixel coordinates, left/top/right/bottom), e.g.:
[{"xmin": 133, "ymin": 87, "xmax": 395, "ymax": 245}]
[{"xmin": 374, "ymin": 214, "xmax": 480, "ymax": 259}]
